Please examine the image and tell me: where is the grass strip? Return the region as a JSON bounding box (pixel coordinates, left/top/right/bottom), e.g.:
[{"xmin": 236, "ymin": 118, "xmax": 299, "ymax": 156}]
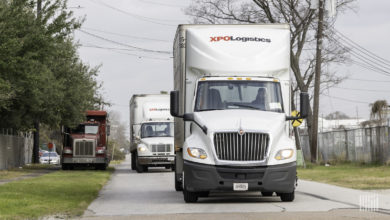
[
  {"xmin": 298, "ymin": 163, "xmax": 390, "ymax": 190},
  {"xmin": 0, "ymin": 168, "xmax": 113, "ymax": 219}
]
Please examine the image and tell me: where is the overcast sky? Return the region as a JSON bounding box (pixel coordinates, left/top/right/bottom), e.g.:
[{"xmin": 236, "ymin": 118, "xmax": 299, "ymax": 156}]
[{"xmin": 68, "ymin": 0, "xmax": 390, "ymax": 130}]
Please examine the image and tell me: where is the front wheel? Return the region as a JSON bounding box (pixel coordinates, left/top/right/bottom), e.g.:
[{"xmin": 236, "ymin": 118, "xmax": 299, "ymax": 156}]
[
  {"xmin": 175, "ymin": 173, "xmax": 183, "ymax": 191},
  {"xmin": 261, "ymin": 191, "xmax": 273, "ymax": 197},
  {"xmin": 131, "ymin": 153, "xmax": 136, "ymax": 170},
  {"xmin": 280, "ymin": 191, "xmax": 295, "ymax": 202},
  {"xmin": 183, "ymin": 189, "xmax": 198, "ymax": 203}
]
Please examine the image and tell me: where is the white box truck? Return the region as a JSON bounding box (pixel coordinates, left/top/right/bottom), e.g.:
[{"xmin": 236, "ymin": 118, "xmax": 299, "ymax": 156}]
[
  {"xmin": 130, "ymin": 94, "xmax": 175, "ymax": 173},
  {"xmin": 170, "ymin": 24, "xmax": 308, "ymax": 203}
]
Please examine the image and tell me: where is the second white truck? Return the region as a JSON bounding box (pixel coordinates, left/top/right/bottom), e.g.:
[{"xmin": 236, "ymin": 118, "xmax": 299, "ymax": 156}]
[{"xmin": 130, "ymin": 94, "xmax": 175, "ymax": 173}]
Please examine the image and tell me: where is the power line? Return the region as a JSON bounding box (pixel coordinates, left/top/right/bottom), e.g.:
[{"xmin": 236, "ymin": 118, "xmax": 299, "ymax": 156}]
[
  {"xmin": 82, "ymin": 27, "xmax": 171, "ymax": 42},
  {"xmin": 322, "ymin": 94, "xmax": 370, "ymax": 104},
  {"xmin": 351, "ymin": 60, "xmax": 390, "ymax": 77},
  {"xmin": 329, "ymin": 35, "xmax": 390, "ymax": 75},
  {"xmin": 78, "ymin": 29, "xmax": 172, "ymax": 54},
  {"xmin": 335, "ymin": 33, "xmax": 390, "ymax": 68},
  {"xmin": 347, "ymin": 77, "xmax": 390, "ymax": 83},
  {"xmin": 89, "ymin": 0, "xmax": 179, "ymax": 26},
  {"xmin": 80, "ymin": 43, "xmax": 171, "ymax": 60},
  {"xmin": 333, "ymin": 86, "xmax": 390, "ymax": 93},
  {"xmin": 139, "ymin": 0, "xmax": 187, "ymax": 8},
  {"xmin": 328, "ymin": 32, "xmax": 390, "ymax": 77},
  {"xmin": 334, "ymin": 29, "xmax": 390, "ymax": 65}
]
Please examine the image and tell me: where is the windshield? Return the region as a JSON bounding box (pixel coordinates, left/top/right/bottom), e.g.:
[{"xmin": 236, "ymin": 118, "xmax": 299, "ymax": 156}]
[
  {"xmin": 72, "ymin": 124, "xmax": 99, "ymax": 134},
  {"xmin": 42, "ymin": 152, "xmax": 58, "ymax": 157},
  {"xmin": 195, "ymin": 80, "xmax": 283, "ymax": 112},
  {"xmin": 141, "ymin": 122, "xmax": 173, "ymax": 138},
  {"xmin": 85, "ymin": 125, "xmax": 99, "ymax": 134}
]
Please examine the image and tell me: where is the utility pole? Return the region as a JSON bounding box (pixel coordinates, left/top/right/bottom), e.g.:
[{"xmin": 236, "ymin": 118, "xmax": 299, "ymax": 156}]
[
  {"xmin": 311, "ymin": 0, "xmax": 325, "ymax": 163},
  {"xmin": 33, "ymin": 0, "xmax": 42, "ymax": 163}
]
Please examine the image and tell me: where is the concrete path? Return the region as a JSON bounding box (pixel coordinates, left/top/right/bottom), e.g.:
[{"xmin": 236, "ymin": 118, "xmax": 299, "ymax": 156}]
[{"xmin": 82, "ymin": 155, "xmax": 390, "ymax": 219}]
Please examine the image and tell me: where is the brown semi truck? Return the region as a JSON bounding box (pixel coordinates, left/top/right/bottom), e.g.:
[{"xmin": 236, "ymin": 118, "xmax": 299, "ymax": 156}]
[{"xmin": 62, "ymin": 110, "xmax": 110, "ymax": 170}]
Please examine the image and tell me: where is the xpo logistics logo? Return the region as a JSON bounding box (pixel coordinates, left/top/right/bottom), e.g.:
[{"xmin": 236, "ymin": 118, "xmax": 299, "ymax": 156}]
[{"xmin": 210, "ymin": 36, "xmax": 271, "ymax": 43}]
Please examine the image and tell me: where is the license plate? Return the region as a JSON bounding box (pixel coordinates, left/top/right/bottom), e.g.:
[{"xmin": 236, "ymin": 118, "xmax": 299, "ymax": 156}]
[
  {"xmin": 233, "ymin": 183, "xmax": 248, "ymax": 191},
  {"xmin": 168, "ymin": 157, "xmax": 174, "ymax": 161}
]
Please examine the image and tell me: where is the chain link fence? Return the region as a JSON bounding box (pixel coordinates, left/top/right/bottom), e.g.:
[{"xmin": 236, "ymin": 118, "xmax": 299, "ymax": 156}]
[
  {"xmin": 0, "ymin": 129, "xmax": 33, "ymax": 170},
  {"xmin": 300, "ymin": 126, "xmax": 390, "ymax": 164}
]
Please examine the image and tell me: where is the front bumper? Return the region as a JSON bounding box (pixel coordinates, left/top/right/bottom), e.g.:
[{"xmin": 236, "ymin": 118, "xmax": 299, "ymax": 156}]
[
  {"xmin": 62, "ymin": 157, "xmax": 107, "ymax": 164},
  {"xmin": 40, "ymin": 160, "xmax": 60, "ymax": 165},
  {"xmin": 183, "ymin": 160, "xmax": 296, "ymax": 193},
  {"xmin": 138, "ymin": 156, "xmax": 175, "ymax": 166}
]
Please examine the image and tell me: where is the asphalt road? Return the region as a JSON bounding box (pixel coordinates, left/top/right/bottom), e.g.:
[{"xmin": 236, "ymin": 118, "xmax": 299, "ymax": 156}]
[{"xmin": 82, "ymin": 155, "xmax": 390, "ymax": 219}]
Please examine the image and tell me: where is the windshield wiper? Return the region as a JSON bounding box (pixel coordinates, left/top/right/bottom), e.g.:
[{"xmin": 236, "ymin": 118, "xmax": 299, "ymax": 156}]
[
  {"xmin": 197, "ymin": 108, "xmax": 224, "ymax": 112},
  {"xmin": 231, "ymin": 103, "xmax": 260, "ymax": 110}
]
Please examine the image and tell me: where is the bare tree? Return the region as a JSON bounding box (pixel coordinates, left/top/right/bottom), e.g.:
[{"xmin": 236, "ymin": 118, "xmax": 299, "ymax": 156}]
[
  {"xmin": 109, "ymin": 111, "xmax": 130, "ymax": 151},
  {"xmin": 185, "ymin": 0, "xmax": 355, "ymax": 162}
]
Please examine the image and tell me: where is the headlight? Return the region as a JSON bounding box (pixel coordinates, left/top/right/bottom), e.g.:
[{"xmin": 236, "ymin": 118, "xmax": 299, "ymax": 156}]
[
  {"xmin": 96, "ymin": 147, "xmax": 105, "ymax": 154},
  {"xmin": 275, "ymin": 149, "xmax": 294, "ymax": 160},
  {"xmin": 138, "ymin": 146, "xmax": 147, "ymax": 152},
  {"xmin": 63, "ymin": 148, "xmax": 72, "ymax": 154},
  {"xmin": 187, "ymin": 147, "xmax": 207, "ymax": 159}
]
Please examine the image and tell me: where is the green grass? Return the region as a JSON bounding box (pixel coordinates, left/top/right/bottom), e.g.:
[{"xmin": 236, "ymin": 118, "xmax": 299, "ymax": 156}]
[
  {"xmin": 298, "ymin": 163, "xmax": 390, "ymax": 190},
  {"xmin": 0, "ymin": 169, "xmax": 113, "ymax": 219},
  {"xmin": 0, "ymin": 170, "xmax": 31, "ymax": 181}
]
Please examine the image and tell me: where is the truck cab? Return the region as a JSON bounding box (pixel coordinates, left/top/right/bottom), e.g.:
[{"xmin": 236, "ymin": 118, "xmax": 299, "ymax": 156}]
[{"xmin": 62, "ymin": 110, "xmax": 110, "ymax": 170}]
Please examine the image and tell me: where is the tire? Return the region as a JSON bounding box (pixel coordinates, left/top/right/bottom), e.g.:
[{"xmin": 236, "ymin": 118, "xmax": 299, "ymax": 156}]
[
  {"xmin": 175, "ymin": 173, "xmax": 183, "ymax": 191},
  {"xmin": 99, "ymin": 164, "xmax": 107, "ymax": 170},
  {"xmin": 280, "ymin": 191, "xmax": 295, "ymax": 202},
  {"xmin": 261, "ymin": 191, "xmax": 273, "ymax": 197},
  {"xmin": 183, "ymin": 172, "xmax": 198, "ymax": 203},
  {"xmin": 183, "ymin": 189, "xmax": 198, "ymax": 203},
  {"xmin": 62, "ymin": 165, "xmax": 68, "ymax": 170},
  {"xmin": 135, "ymin": 153, "xmax": 146, "ymax": 173},
  {"xmin": 131, "ymin": 153, "xmax": 136, "ymax": 170},
  {"xmin": 198, "ymin": 191, "xmax": 209, "ymax": 197}
]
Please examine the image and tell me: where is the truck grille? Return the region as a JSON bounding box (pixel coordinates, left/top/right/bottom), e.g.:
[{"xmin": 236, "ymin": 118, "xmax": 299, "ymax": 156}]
[
  {"xmin": 74, "ymin": 141, "xmax": 94, "ymax": 156},
  {"xmin": 151, "ymin": 144, "xmax": 171, "ymax": 153},
  {"xmin": 213, "ymin": 132, "xmax": 269, "ymax": 161}
]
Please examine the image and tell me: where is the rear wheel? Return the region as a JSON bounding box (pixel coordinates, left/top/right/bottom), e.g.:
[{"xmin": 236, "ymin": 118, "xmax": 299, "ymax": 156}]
[{"xmin": 280, "ymin": 191, "xmax": 295, "ymax": 202}]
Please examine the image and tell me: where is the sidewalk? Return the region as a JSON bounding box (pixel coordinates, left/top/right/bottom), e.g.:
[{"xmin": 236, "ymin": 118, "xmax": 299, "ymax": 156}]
[{"xmin": 297, "ymin": 180, "xmax": 390, "ymax": 212}]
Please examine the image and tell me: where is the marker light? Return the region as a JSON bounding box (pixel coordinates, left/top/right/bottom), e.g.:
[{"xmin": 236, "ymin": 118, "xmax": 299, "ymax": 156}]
[
  {"xmin": 275, "ymin": 149, "xmax": 294, "ymax": 160},
  {"xmin": 187, "ymin": 147, "xmax": 207, "ymax": 159}
]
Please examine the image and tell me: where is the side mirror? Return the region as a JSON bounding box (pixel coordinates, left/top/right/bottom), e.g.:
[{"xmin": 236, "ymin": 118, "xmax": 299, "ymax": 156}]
[
  {"xmin": 170, "ymin": 90, "xmax": 182, "ymax": 118},
  {"xmin": 135, "ymin": 135, "xmax": 140, "ymax": 140},
  {"xmin": 300, "ymin": 92, "xmax": 309, "ymax": 118}
]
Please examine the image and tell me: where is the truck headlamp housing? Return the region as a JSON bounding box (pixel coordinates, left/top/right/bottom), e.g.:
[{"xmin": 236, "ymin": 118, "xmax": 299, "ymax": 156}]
[
  {"xmin": 275, "ymin": 149, "xmax": 294, "ymax": 160},
  {"xmin": 96, "ymin": 147, "xmax": 105, "ymax": 154},
  {"xmin": 138, "ymin": 146, "xmax": 147, "ymax": 152},
  {"xmin": 63, "ymin": 147, "xmax": 72, "ymax": 154},
  {"xmin": 187, "ymin": 147, "xmax": 207, "ymax": 159}
]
